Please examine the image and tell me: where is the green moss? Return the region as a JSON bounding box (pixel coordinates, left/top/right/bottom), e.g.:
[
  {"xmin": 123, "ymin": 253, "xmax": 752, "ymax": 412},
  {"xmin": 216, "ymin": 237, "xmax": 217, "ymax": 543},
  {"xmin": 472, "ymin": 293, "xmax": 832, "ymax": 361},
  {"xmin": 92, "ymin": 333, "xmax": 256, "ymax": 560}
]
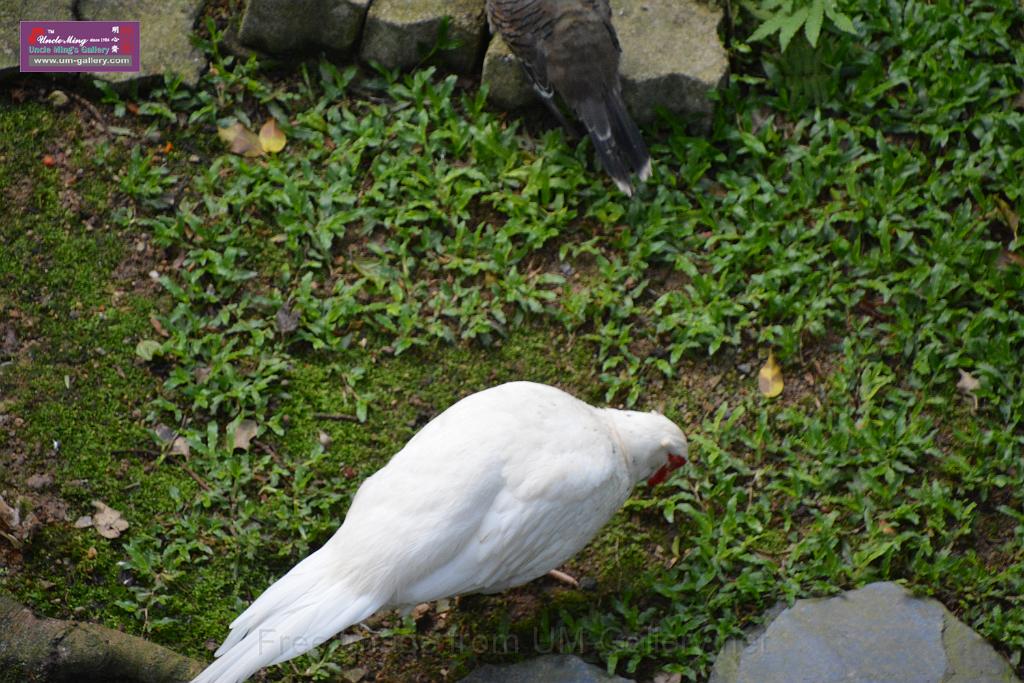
[{"xmin": 0, "ymin": 100, "xmax": 183, "ymax": 642}]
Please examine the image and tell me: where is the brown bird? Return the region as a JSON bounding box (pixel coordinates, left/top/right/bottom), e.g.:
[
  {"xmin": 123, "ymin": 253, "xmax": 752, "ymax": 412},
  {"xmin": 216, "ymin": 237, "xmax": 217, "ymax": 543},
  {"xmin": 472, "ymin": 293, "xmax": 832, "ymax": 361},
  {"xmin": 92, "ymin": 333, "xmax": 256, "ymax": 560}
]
[{"xmin": 487, "ymin": 0, "xmax": 651, "ymax": 196}]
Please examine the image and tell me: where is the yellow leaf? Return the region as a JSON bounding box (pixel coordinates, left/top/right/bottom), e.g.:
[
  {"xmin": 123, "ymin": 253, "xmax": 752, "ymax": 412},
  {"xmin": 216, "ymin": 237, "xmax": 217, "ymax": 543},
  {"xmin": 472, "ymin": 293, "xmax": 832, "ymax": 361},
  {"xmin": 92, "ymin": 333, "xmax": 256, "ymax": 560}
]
[
  {"xmin": 217, "ymin": 122, "xmax": 264, "ymax": 158},
  {"xmin": 259, "ymin": 118, "xmax": 287, "ymax": 154},
  {"xmin": 758, "ymin": 351, "xmax": 784, "ymax": 398}
]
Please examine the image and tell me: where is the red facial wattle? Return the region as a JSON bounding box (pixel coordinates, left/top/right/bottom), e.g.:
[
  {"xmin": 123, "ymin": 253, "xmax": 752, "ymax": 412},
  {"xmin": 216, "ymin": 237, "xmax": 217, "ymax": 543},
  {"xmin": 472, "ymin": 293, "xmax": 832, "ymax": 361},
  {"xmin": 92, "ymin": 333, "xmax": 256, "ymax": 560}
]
[{"xmin": 647, "ymin": 453, "xmax": 687, "ymax": 487}]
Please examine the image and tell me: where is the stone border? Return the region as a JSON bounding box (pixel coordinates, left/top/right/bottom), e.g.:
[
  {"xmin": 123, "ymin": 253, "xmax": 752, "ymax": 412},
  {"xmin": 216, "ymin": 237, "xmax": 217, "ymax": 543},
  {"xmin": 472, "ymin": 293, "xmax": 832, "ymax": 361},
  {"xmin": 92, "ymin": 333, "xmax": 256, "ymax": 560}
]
[{"xmin": 2, "ymin": 0, "xmax": 729, "ymax": 127}]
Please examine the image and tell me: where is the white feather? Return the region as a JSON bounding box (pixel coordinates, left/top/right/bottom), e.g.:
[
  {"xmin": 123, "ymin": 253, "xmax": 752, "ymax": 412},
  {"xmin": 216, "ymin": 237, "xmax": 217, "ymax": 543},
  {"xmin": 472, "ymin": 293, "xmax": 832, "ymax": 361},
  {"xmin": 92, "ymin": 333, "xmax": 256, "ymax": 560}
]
[{"xmin": 193, "ymin": 381, "xmax": 687, "ymax": 683}]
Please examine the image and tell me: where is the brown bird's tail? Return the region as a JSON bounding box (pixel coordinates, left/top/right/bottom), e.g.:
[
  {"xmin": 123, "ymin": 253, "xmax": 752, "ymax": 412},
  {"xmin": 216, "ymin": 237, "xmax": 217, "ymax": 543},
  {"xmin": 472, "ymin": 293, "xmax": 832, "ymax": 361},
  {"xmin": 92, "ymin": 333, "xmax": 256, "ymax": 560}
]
[
  {"xmin": 575, "ymin": 87, "xmax": 651, "ymax": 196},
  {"xmin": 486, "ymin": 0, "xmax": 651, "ymax": 195}
]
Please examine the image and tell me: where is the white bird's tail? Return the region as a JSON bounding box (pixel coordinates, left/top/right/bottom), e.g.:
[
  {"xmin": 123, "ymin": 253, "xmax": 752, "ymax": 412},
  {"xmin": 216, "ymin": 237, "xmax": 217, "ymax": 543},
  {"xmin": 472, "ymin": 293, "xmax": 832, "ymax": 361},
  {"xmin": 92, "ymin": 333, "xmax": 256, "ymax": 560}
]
[{"xmin": 192, "ymin": 547, "xmax": 385, "ymax": 683}]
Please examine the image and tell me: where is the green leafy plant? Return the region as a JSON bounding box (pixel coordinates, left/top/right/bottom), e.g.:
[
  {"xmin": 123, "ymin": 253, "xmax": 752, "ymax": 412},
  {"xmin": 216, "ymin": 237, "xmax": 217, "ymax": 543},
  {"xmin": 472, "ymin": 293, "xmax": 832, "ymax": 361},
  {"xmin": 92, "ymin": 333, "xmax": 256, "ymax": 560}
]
[{"xmin": 746, "ymin": 0, "xmax": 857, "ymax": 51}]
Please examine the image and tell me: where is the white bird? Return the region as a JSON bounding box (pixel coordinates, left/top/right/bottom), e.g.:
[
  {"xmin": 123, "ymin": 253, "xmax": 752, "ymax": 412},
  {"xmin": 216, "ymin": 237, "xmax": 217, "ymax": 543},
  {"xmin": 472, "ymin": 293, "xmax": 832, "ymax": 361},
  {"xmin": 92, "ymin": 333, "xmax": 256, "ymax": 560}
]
[{"xmin": 192, "ymin": 381, "xmax": 687, "ymax": 683}]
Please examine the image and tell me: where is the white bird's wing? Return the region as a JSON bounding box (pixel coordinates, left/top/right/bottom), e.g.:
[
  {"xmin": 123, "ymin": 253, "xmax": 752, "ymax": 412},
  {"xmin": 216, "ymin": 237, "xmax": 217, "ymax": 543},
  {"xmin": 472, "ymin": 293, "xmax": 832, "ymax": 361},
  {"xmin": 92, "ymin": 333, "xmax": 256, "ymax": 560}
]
[{"xmin": 364, "ymin": 387, "xmax": 629, "ymax": 604}]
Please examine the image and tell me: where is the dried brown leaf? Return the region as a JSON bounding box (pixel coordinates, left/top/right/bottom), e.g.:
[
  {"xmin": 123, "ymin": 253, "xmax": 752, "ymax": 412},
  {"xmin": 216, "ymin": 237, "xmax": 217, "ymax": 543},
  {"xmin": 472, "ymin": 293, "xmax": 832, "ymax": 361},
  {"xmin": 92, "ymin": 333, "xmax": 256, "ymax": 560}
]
[
  {"xmin": 170, "ymin": 436, "xmax": 191, "ymax": 458},
  {"xmin": 91, "ymin": 500, "xmax": 129, "ymax": 539},
  {"xmin": 194, "ymin": 365, "xmax": 212, "ymax": 384},
  {"xmin": 342, "ymin": 668, "xmax": 367, "ymax": 683},
  {"xmin": 154, "ymin": 424, "xmax": 176, "ymax": 443},
  {"xmin": 26, "ymin": 473, "xmax": 53, "ymax": 490},
  {"xmin": 217, "ymin": 122, "xmax": 264, "ymax": 158},
  {"xmin": 0, "ymin": 495, "xmax": 20, "ymax": 530},
  {"xmin": 233, "ymin": 419, "xmax": 259, "ymax": 451},
  {"xmin": 149, "ymin": 313, "xmax": 169, "ymax": 338},
  {"xmin": 957, "ymin": 369, "xmax": 981, "ymax": 410},
  {"xmin": 276, "ymin": 301, "xmax": 299, "ymax": 335},
  {"xmin": 956, "ymin": 369, "xmax": 981, "ymax": 394}
]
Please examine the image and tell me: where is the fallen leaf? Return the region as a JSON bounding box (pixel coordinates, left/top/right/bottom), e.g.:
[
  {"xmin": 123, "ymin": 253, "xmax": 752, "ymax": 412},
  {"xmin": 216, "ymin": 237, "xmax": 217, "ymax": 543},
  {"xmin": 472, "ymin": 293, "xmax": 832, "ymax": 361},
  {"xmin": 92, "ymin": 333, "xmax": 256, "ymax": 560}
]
[
  {"xmin": 86, "ymin": 546, "xmax": 97, "ymax": 559},
  {"xmin": 339, "ymin": 633, "xmax": 366, "ymax": 646},
  {"xmin": 997, "ymin": 250, "xmax": 1024, "ymax": 270},
  {"xmin": 957, "ymin": 369, "xmax": 981, "ymax": 409},
  {"xmin": 74, "ymin": 515, "xmax": 93, "ymax": 529},
  {"xmin": 276, "ymin": 302, "xmax": 299, "ymax": 335},
  {"xmin": 154, "ymin": 424, "xmax": 177, "ymax": 444},
  {"xmin": 217, "ymin": 122, "xmax": 264, "ymax": 158},
  {"xmin": 149, "ymin": 314, "xmax": 169, "ymax": 338},
  {"xmin": 194, "ymin": 365, "xmax": 212, "ymax": 384},
  {"xmin": 758, "ymin": 351, "xmax": 784, "ymax": 398},
  {"xmin": 259, "ymin": 118, "xmax": 287, "ymax": 154},
  {"xmin": 0, "ymin": 495, "xmax": 20, "ymax": 529},
  {"xmin": 342, "ymin": 668, "xmax": 367, "ymax": 683},
  {"xmin": 42, "ymin": 154, "xmax": 56, "ymax": 167},
  {"xmin": 26, "ymin": 473, "xmax": 53, "ymax": 490},
  {"xmin": 135, "ymin": 339, "xmax": 163, "ymax": 361},
  {"xmin": 47, "ymin": 90, "xmax": 69, "ymax": 108},
  {"xmin": 411, "ymin": 603, "xmax": 431, "ymax": 620},
  {"xmin": 91, "ymin": 500, "xmax": 129, "ymax": 539},
  {"xmin": 170, "ymin": 436, "xmax": 191, "ymax": 458},
  {"xmin": 957, "ymin": 369, "xmax": 981, "ymax": 394},
  {"xmin": 233, "ymin": 419, "xmax": 259, "ymax": 451}
]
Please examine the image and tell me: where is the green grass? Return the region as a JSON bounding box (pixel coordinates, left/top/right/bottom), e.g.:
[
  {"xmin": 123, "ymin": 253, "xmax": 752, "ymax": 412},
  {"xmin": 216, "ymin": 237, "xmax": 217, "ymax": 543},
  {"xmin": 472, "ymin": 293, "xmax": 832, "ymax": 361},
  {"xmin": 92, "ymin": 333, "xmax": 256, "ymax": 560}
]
[{"xmin": 1, "ymin": 0, "xmax": 1023, "ymax": 680}]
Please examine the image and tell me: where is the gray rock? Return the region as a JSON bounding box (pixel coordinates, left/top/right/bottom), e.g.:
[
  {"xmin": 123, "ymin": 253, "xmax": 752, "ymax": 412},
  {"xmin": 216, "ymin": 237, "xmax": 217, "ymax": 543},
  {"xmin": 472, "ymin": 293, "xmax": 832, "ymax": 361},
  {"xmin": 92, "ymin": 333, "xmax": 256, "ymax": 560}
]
[
  {"xmin": 239, "ymin": 0, "xmax": 370, "ymax": 56},
  {"xmin": 78, "ymin": 0, "xmax": 206, "ymax": 87},
  {"xmin": 481, "ymin": 0, "xmax": 728, "ymax": 130},
  {"xmin": 614, "ymin": 0, "xmax": 728, "ymax": 129},
  {"xmin": 359, "ymin": 0, "xmax": 486, "ymax": 74},
  {"xmin": 0, "ymin": 0, "xmax": 76, "ymax": 80},
  {"xmin": 480, "ymin": 34, "xmax": 533, "ymax": 112},
  {"xmin": 709, "ymin": 582, "xmax": 1021, "ymax": 683},
  {"xmin": 460, "ymin": 654, "xmax": 632, "ymax": 683}
]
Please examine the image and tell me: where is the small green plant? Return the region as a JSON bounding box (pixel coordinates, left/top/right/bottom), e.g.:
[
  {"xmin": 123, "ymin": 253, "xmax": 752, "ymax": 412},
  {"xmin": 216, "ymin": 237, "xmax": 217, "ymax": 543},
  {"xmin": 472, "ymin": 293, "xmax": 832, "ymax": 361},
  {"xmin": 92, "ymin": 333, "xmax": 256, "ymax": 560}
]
[{"xmin": 745, "ymin": 0, "xmax": 857, "ymax": 51}]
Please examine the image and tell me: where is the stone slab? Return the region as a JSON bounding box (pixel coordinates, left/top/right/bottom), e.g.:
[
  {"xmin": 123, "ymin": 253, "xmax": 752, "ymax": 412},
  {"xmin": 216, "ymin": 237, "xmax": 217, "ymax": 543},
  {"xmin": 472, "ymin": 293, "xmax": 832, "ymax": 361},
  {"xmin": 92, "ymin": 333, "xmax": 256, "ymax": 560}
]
[
  {"xmin": 481, "ymin": 0, "xmax": 728, "ymax": 130},
  {"xmin": 481, "ymin": 33, "xmax": 532, "ymax": 112},
  {"xmin": 78, "ymin": 0, "xmax": 206, "ymax": 87},
  {"xmin": 0, "ymin": 0, "xmax": 76, "ymax": 80},
  {"xmin": 239, "ymin": 0, "xmax": 370, "ymax": 56},
  {"xmin": 359, "ymin": 0, "xmax": 486, "ymax": 74},
  {"xmin": 615, "ymin": 0, "xmax": 728, "ymax": 128},
  {"xmin": 460, "ymin": 654, "xmax": 633, "ymax": 682},
  {"xmin": 709, "ymin": 582, "xmax": 1021, "ymax": 683}
]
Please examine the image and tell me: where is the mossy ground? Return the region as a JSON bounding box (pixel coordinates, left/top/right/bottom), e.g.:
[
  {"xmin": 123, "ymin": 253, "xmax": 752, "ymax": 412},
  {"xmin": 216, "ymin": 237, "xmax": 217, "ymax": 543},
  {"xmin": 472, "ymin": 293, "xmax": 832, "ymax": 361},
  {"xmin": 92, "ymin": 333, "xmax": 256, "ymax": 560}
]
[{"xmin": 0, "ymin": 105, "xmax": 713, "ymax": 675}]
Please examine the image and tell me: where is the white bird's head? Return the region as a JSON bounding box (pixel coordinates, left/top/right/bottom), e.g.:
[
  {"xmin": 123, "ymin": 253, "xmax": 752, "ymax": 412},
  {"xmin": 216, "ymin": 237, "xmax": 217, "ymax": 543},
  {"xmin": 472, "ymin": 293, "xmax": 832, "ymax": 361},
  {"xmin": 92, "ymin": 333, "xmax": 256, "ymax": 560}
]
[{"xmin": 602, "ymin": 409, "xmax": 689, "ymax": 487}]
